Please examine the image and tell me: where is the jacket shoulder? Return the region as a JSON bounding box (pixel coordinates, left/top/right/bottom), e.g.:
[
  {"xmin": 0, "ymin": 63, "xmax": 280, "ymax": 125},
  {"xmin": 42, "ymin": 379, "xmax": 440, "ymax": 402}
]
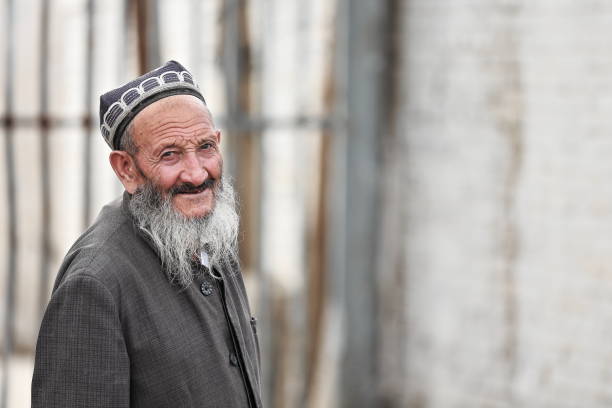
[{"xmin": 53, "ymin": 197, "xmax": 157, "ymax": 292}]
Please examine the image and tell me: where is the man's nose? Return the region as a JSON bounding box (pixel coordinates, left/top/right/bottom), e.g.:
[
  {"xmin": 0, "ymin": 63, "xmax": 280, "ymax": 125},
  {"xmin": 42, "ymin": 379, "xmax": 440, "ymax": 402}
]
[{"xmin": 179, "ymin": 152, "xmax": 208, "ymax": 185}]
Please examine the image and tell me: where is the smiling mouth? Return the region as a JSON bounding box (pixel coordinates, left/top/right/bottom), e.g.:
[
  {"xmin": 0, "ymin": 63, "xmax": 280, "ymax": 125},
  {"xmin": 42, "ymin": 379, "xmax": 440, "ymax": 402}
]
[
  {"xmin": 178, "ymin": 188, "xmax": 206, "ymax": 195},
  {"xmin": 171, "ymin": 179, "xmax": 216, "ymax": 196}
]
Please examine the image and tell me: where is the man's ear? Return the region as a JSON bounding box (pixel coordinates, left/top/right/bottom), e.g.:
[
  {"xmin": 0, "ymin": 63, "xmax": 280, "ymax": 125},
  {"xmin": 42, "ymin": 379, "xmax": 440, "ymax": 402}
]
[
  {"xmin": 109, "ymin": 151, "xmax": 142, "ymax": 194},
  {"xmin": 215, "ymin": 129, "xmax": 221, "ymax": 144}
]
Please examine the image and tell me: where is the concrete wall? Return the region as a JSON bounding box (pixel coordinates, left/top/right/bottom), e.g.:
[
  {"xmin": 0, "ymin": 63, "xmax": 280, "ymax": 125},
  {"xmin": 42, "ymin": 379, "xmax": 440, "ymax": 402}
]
[{"xmin": 400, "ymin": 1, "xmax": 612, "ymax": 406}]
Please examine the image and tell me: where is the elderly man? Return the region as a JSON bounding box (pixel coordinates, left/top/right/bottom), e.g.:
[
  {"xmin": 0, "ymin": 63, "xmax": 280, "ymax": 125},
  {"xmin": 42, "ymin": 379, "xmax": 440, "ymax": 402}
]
[{"xmin": 31, "ymin": 61, "xmax": 262, "ymax": 408}]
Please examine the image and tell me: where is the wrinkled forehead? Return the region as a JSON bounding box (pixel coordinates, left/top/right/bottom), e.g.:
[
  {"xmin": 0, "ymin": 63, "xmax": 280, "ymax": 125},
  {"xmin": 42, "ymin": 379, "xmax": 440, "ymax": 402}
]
[{"xmin": 132, "ymin": 95, "xmax": 216, "ymax": 147}]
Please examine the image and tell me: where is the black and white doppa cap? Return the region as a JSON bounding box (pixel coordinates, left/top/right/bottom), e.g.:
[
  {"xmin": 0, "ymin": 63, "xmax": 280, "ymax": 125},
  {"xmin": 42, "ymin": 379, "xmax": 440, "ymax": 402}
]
[{"xmin": 99, "ymin": 60, "xmax": 206, "ymax": 150}]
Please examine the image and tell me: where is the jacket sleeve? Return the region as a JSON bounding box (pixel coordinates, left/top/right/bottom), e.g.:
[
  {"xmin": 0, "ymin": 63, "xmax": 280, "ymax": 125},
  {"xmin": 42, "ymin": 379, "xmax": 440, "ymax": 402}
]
[{"xmin": 31, "ymin": 274, "xmax": 130, "ymax": 408}]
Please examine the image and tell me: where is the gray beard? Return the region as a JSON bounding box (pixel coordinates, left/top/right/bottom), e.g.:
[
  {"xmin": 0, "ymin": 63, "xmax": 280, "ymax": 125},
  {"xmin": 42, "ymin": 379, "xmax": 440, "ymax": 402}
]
[{"xmin": 128, "ymin": 176, "xmax": 240, "ymax": 287}]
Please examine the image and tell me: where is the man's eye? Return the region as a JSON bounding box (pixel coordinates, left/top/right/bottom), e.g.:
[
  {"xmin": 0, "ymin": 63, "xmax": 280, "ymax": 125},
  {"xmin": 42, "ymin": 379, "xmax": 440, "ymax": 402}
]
[
  {"xmin": 200, "ymin": 142, "xmax": 213, "ymax": 150},
  {"xmin": 161, "ymin": 151, "xmax": 176, "ymax": 158}
]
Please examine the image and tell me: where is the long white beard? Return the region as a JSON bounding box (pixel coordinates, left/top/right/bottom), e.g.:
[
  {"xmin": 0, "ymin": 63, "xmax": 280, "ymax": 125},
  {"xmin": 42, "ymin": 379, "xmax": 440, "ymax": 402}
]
[{"xmin": 128, "ymin": 176, "xmax": 240, "ymax": 287}]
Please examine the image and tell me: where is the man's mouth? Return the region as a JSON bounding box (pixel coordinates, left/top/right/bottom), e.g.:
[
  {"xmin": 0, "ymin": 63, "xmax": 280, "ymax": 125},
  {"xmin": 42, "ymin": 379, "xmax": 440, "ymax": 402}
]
[{"xmin": 171, "ymin": 179, "xmax": 216, "ymax": 196}]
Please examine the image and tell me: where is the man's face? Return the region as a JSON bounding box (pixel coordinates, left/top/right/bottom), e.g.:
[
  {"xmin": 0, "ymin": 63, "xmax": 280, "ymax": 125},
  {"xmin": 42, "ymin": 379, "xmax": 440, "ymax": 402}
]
[{"xmin": 130, "ymin": 95, "xmax": 222, "ymax": 218}]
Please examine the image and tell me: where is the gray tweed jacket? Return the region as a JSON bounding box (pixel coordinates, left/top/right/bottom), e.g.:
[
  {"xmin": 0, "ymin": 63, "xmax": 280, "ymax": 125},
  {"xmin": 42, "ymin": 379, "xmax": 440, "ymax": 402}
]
[{"xmin": 31, "ymin": 194, "xmax": 262, "ymax": 408}]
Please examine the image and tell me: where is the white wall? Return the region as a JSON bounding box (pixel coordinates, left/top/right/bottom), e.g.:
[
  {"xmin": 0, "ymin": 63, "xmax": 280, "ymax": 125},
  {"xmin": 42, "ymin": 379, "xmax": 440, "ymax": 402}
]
[{"xmin": 401, "ymin": 1, "xmax": 612, "ymax": 406}]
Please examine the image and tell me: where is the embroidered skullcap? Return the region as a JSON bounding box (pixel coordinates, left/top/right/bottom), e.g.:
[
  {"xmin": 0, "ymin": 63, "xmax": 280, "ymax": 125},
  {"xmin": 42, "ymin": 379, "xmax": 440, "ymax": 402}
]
[{"xmin": 99, "ymin": 60, "xmax": 206, "ymax": 150}]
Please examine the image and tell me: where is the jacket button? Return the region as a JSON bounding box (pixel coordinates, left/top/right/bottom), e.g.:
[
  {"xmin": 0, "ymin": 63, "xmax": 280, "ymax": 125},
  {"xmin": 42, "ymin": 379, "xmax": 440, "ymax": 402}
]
[
  {"xmin": 229, "ymin": 352, "xmax": 239, "ymax": 366},
  {"xmin": 200, "ymin": 282, "xmax": 213, "ymax": 296}
]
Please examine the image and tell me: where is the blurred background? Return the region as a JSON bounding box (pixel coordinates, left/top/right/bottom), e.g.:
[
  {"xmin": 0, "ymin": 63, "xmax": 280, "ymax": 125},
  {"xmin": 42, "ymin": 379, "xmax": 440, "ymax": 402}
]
[{"xmin": 2, "ymin": 0, "xmax": 612, "ymax": 407}]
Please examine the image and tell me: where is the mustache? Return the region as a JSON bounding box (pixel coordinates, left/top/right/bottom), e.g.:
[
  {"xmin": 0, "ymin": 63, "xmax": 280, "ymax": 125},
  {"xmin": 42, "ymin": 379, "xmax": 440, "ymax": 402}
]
[{"xmin": 169, "ymin": 178, "xmax": 217, "ymax": 196}]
